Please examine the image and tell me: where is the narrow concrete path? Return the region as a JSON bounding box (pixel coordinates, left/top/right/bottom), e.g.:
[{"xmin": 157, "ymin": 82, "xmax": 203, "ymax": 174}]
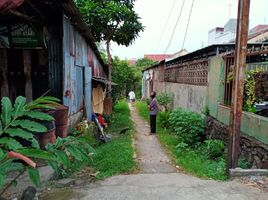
[
  {"xmin": 129, "ymin": 104, "xmax": 176, "ymax": 173},
  {"xmin": 43, "ymin": 104, "xmax": 268, "ymax": 200}
]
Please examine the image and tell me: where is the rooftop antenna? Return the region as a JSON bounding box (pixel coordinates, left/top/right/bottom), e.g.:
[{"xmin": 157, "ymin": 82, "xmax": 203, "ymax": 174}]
[{"xmin": 227, "ymin": 2, "xmax": 232, "ymax": 19}]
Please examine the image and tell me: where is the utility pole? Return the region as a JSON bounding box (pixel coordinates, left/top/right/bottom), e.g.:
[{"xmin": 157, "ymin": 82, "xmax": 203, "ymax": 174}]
[{"xmin": 227, "ymin": 0, "xmax": 250, "ymax": 173}]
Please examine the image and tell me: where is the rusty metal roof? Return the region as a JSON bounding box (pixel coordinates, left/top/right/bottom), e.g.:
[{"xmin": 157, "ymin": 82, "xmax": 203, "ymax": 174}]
[
  {"xmin": 61, "ymin": 0, "xmax": 106, "ymax": 69},
  {"xmin": 0, "ymin": 0, "xmax": 106, "ymax": 71},
  {"xmin": 0, "ymin": 0, "xmax": 25, "ymax": 12}
]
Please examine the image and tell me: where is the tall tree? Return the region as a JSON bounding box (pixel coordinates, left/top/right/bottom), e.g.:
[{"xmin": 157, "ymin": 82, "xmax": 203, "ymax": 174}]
[
  {"xmin": 135, "ymin": 58, "xmax": 156, "ymax": 70},
  {"xmin": 76, "ymin": 0, "xmax": 144, "ymax": 94}
]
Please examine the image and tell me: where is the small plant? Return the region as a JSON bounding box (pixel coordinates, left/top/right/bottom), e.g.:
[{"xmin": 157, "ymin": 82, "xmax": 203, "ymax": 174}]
[
  {"xmin": 202, "ymin": 106, "xmax": 210, "ymax": 116},
  {"xmin": 176, "ymin": 142, "xmax": 189, "ymax": 154},
  {"xmin": 203, "ymin": 139, "xmax": 225, "ymax": 160},
  {"xmin": 157, "ymin": 111, "xmax": 170, "ymax": 129},
  {"xmin": 238, "ymin": 157, "xmax": 251, "ymax": 169},
  {"xmin": 0, "ymin": 96, "xmax": 59, "ymax": 193},
  {"xmin": 169, "ymin": 109, "xmax": 205, "ymax": 146},
  {"xmin": 243, "ymin": 68, "xmax": 264, "ymax": 113},
  {"xmin": 0, "ymin": 96, "xmax": 95, "ymax": 195},
  {"xmin": 157, "ymin": 93, "xmax": 173, "ymax": 111}
]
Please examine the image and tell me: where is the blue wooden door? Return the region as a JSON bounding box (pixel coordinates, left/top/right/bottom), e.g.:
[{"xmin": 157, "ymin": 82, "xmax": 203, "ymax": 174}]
[{"xmin": 84, "ymin": 66, "xmax": 92, "ymax": 121}]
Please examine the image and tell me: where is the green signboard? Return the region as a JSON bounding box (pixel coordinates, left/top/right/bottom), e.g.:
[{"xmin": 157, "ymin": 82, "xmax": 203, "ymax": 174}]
[{"xmin": 0, "ymin": 23, "xmax": 43, "ymax": 48}]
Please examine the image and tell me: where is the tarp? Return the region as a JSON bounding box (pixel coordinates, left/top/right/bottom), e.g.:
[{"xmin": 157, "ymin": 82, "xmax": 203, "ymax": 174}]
[{"xmin": 0, "ymin": 0, "xmax": 25, "ymax": 13}]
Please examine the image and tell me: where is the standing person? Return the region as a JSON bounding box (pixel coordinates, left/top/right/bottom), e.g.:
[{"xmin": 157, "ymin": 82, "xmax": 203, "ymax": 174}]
[
  {"xmin": 128, "ymin": 90, "xmax": 135, "ymax": 106},
  {"xmin": 148, "ymin": 91, "xmax": 159, "ymax": 135}
]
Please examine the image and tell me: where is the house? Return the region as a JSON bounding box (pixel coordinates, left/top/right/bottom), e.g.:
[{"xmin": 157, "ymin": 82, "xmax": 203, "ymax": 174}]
[
  {"xmin": 142, "ymin": 43, "xmax": 268, "ymax": 168},
  {"xmin": 209, "ymin": 19, "xmax": 268, "ymax": 45},
  {"xmin": 248, "ymin": 25, "xmax": 268, "ymax": 43},
  {"xmin": 144, "ymin": 54, "xmax": 172, "ymax": 62},
  {"xmin": 0, "ymin": 0, "xmax": 109, "ymax": 127},
  {"xmin": 208, "ymin": 19, "xmax": 237, "ymax": 45}
]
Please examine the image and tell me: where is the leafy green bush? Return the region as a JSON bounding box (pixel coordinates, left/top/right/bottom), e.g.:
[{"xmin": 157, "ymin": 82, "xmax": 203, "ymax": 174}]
[
  {"xmin": 238, "ymin": 157, "xmax": 251, "ymax": 169},
  {"xmin": 0, "ymin": 96, "xmax": 95, "ymax": 194},
  {"xmin": 176, "ymin": 142, "xmax": 189, "ymax": 154},
  {"xmin": 0, "ymin": 96, "xmax": 59, "ymax": 191},
  {"xmin": 157, "ymin": 111, "xmax": 171, "ymax": 129},
  {"xmin": 157, "ymin": 93, "xmax": 173, "ymax": 111},
  {"xmin": 169, "ymin": 109, "xmax": 205, "ymax": 146},
  {"xmin": 203, "ymin": 139, "xmax": 225, "ymax": 160}
]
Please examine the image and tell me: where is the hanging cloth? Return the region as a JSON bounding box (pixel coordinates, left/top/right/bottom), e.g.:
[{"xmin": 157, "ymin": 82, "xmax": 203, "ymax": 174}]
[{"xmin": 92, "ymin": 86, "xmax": 105, "ymax": 114}]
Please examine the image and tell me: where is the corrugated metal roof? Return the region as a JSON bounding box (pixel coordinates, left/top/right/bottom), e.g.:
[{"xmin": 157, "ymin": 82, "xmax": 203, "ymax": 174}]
[
  {"xmin": 142, "ymin": 43, "xmax": 268, "ymax": 72},
  {"xmin": 61, "ymin": 0, "xmax": 106, "ymax": 70},
  {"xmin": 0, "ymin": 0, "xmax": 25, "ymax": 12}
]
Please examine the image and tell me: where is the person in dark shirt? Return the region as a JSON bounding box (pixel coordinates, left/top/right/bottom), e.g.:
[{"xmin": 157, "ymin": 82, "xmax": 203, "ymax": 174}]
[{"xmin": 147, "ymin": 91, "xmax": 159, "ymax": 135}]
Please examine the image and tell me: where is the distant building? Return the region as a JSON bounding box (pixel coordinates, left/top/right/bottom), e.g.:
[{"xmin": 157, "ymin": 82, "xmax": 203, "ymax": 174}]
[
  {"xmin": 208, "ymin": 19, "xmax": 237, "ymax": 45},
  {"xmin": 144, "ymin": 54, "xmax": 172, "ymax": 62},
  {"xmin": 248, "ymin": 25, "xmax": 268, "ymax": 43},
  {"xmin": 128, "ymin": 58, "xmax": 137, "ymax": 66},
  {"xmin": 167, "ymin": 49, "xmax": 189, "ymax": 61},
  {"xmin": 209, "ymin": 19, "xmax": 268, "ymax": 45}
]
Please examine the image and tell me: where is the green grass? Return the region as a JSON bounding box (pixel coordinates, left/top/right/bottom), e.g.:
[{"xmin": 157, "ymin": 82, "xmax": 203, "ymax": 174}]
[
  {"xmin": 135, "ymin": 101, "xmax": 228, "ymax": 180},
  {"xmin": 135, "ymin": 101, "xmax": 149, "ymax": 121},
  {"xmin": 89, "ymin": 101, "xmax": 136, "ymax": 179}
]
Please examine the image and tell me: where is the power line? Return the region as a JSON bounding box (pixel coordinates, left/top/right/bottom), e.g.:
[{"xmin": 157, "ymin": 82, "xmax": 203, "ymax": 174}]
[
  {"xmin": 181, "ymin": 0, "xmax": 195, "ymax": 50},
  {"xmin": 157, "ymin": 0, "xmax": 177, "ymax": 46},
  {"xmin": 164, "ymin": 0, "xmax": 186, "ymax": 54}
]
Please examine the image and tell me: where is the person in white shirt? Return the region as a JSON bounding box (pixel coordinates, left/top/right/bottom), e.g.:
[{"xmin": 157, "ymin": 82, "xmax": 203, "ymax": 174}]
[{"xmin": 128, "ymin": 91, "xmax": 135, "ymax": 106}]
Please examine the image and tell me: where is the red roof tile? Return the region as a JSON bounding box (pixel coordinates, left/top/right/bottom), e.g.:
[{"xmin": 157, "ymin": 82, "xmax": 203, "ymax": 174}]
[{"xmin": 144, "ymin": 54, "xmax": 172, "ymax": 62}]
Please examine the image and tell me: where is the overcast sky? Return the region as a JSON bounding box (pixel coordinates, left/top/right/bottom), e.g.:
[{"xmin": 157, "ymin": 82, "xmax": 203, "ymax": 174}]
[{"xmin": 110, "ymin": 0, "xmax": 268, "ymax": 60}]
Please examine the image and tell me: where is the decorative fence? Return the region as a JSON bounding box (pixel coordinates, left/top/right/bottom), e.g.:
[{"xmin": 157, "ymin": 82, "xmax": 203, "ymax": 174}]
[{"xmin": 164, "ymin": 59, "xmax": 208, "ymax": 86}]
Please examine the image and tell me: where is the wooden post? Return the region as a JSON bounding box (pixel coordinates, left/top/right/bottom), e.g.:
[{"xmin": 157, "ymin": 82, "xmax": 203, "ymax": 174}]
[
  {"xmin": 23, "ymin": 50, "xmax": 33, "ymax": 101},
  {"xmin": 0, "ymin": 49, "xmax": 9, "ymax": 98},
  {"xmin": 227, "ymin": 0, "xmax": 250, "ymax": 173}
]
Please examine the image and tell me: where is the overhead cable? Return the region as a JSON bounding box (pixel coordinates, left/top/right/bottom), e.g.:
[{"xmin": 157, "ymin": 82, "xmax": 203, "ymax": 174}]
[
  {"xmin": 156, "ymin": 0, "xmax": 176, "ymax": 47},
  {"xmin": 181, "ymin": 0, "xmax": 195, "ymax": 50},
  {"xmin": 164, "ymin": 0, "xmax": 186, "ymax": 54}
]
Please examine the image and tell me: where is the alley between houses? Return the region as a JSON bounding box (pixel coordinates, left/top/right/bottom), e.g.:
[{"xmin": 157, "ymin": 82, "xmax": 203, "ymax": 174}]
[{"xmin": 43, "ymin": 104, "xmax": 268, "ymax": 200}]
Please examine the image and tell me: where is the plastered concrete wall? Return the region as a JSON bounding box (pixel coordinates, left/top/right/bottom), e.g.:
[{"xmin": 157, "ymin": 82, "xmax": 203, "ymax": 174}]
[
  {"xmin": 206, "ymin": 57, "xmax": 268, "ymax": 145},
  {"xmin": 206, "ymin": 57, "xmax": 225, "ymax": 118},
  {"xmin": 217, "ymin": 104, "xmax": 268, "ymax": 145},
  {"xmin": 164, "ymin": 82, "xmax": 207, "ymax": 113}
]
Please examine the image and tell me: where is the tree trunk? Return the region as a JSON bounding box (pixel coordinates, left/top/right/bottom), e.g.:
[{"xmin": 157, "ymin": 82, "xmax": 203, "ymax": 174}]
[{"xmin": 106, "ymin": 40, "xmax": 112, "ymax": 97}]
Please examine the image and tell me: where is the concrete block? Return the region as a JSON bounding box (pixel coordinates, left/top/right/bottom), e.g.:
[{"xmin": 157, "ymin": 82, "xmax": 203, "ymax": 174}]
[
  {"xmin": 229, "ymin": 168, "xmax": 268, "ymax": 177},
  {"xmin": 56, "ymin": 178, "xmax": 76, "ymax": 187}
]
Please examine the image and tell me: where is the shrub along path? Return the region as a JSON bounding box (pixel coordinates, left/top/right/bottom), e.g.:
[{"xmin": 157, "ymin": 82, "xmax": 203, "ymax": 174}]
[{"xmin": 44, "ymin": 104, "xmax": 268, "ymax": 200}]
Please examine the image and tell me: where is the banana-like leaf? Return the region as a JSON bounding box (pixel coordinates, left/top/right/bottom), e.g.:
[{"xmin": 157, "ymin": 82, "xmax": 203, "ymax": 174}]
[
  {"xmin": 12, "ymin": 96, "xmax": 26, "ymax": 118},
  {"xmin": 38, "ymin": 96, "xmax": 60, "ymax": 102},
  {"xmin": 0, "ymin": 149, "xmax": 6, "ymax": 160},
  {"xmin": 5, "ymin": 128, "xmax": 34, "ymax": 140},
  {"xmin": 65, "ymin": 145, "xmax": 83, "ymax": 161},
  {"xmin": 17, "ymin": 149, "xmax": 56, "ymax": 160},
  {"xmin": 0, "ymin": 137, "xmax": 23, "ymax": 150},
  {"xmin": 23, "ymin": 111, "xmax": 54, "ymax": 121},
  {"xmin": 48, "ymin": 160, "xmax": 59, "ymax": 172},
  {"xmin": 0, "ymin": 173, "xmax": 5, "ymax": 188},
  {"xmin": 31, "ymin": 138, "xmax": 40, "ymax": 149},
  {"xmin": 27, "ymin": 167, "xmax": 40, "ymax": 187},
  {"xmin": 76, "ymin": 136, "xmax": 95, "ymax": 153},
  {"xmin": 0, "ymin": 120, "xmax": 3, "ymax": 135},
  {"xmin": 26, "ymin": 103, "xmax": 56, "ymax": 110},
  {"xmin": 11, "ymin": 119, "xmax": 47, "ymax": 132},
  {"xmin": 6, "ymin": 162, "xmax": 25, "ymax": 173},
  {"xmin": 1, "ymin": 97, "xmax": 12, "ymax": 126},
  {"xmin": 55, "ymin": 150, "xmax": 70, "ymax": 168}
]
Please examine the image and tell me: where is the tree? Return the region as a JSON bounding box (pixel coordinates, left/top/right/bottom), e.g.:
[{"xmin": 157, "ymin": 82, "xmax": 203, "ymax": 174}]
[
  {"xmin": 76, "ymin": 0, "xmax": 144, "ymax": 94},
  {"xmin": 135, "ymin": 58, "xmax": 156, "ymax": 70},
  {"xmin": 112, "ymin": 57, "xmax": 134, "ymax": 101}
]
